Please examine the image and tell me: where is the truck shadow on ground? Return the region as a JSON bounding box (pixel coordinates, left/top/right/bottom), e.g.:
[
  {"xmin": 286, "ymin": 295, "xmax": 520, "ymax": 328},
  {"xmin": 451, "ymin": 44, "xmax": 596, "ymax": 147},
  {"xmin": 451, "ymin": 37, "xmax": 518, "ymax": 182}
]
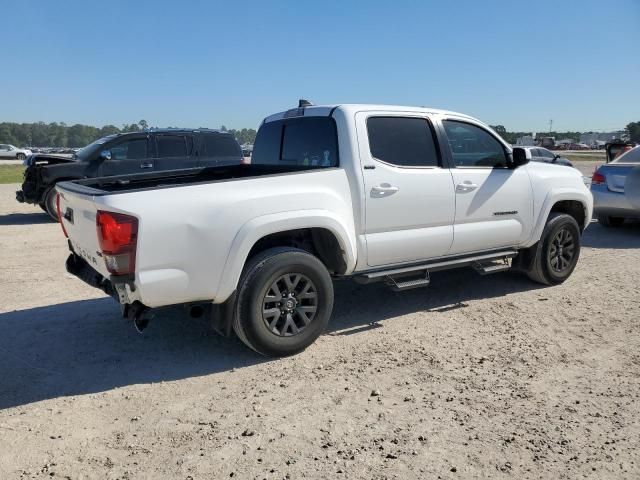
[
  {"xmin": 581, "ymin": 220, "xmax": 640, "ymax": 249},
  {"xmin": 0, "ymin": 269, "xmax": 541, "ymax": 409},
  {"xmin": 0, "ymin": 212, "xmax": 53, "ymax": 226}
]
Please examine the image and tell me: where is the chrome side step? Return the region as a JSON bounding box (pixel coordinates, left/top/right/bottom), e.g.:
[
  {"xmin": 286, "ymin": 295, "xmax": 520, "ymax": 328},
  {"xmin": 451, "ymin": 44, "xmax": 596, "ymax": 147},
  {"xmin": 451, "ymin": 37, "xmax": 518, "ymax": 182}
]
[{"xmin": 356, "ymin": 249, "xmax": 518, "ymax": 290}]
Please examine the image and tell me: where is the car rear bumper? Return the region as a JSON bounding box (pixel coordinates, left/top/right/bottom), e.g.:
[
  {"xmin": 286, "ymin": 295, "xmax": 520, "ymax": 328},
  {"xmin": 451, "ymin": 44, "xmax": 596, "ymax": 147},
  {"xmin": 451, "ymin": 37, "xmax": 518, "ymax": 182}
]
[{"xmin": 592, "ymin": 186, "xmax": 640, "ymax": 219}]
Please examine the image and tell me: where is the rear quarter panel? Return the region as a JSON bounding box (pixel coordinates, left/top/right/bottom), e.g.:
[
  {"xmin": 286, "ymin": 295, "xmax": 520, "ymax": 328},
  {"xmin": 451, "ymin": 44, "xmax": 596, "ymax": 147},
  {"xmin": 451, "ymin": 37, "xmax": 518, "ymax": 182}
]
[{"xmin": 97, "ymin": 169, "xmax": 357, "ymax": 307}]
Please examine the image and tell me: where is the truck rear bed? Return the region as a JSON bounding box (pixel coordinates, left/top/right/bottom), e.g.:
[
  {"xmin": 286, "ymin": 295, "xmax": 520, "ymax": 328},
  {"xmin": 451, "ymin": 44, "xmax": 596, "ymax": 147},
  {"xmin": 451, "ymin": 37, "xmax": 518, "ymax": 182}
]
[
  {"xmin": 58, "ymin": 163, "xmax": 324, "ymax": 196},
  {"xmin": 56, "ymin": 163, "xmax": 353, "ymax": 308}
]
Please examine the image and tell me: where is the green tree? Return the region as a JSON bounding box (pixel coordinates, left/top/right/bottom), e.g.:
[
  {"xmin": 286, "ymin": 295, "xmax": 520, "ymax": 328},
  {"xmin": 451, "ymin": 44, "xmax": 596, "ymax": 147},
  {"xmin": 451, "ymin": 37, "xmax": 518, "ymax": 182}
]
[{"xmin": 626, "ymin": 121, "xmax": 640, "ymax": 143}]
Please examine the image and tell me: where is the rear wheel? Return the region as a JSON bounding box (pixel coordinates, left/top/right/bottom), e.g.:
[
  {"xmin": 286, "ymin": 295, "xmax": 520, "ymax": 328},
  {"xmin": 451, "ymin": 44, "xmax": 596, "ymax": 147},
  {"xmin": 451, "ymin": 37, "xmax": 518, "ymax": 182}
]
[
  {"xmin": 43, "ymin": 187, "xmax": 59, "ymax": 222},
  {"xmin": 233, "ymin": 247, "xmax": 334, "ymax": 357},
  {"xmin": 526, "ymin": 213, "xmax": 581, "ymax": 285},
  {"xmin": 598, "ymin": 216, "xmax": 624, "ymax": 227}
]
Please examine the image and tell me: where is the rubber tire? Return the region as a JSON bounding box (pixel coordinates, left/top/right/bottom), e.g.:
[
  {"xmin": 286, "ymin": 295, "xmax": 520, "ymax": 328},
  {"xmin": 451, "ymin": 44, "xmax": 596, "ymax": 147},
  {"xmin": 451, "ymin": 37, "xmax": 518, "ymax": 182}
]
[
  {"xmin": 233, "ymin": 247, "xmax": 334, "ymax": 357},
  {"xmin": 16, "ymin": 153, "xmax": 25, "ymax": 161},
  {"xmin": 526, "ymin": 212, "xmax": 581, "ymax": 286},
  {"xmin": 598, "ymin": 216, "xmax": 624, "ymax": 228},
  {"xmin": 43, "ymin": 187, "xmax": 60, "ymax": 222}
]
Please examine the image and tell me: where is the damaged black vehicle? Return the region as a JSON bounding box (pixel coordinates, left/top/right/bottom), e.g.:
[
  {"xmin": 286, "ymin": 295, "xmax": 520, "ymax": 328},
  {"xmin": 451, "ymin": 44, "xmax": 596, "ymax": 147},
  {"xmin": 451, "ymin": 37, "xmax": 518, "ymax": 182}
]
[{"xmin": 16, "ymin": 129, "xmax": 244, "ymax": 220}]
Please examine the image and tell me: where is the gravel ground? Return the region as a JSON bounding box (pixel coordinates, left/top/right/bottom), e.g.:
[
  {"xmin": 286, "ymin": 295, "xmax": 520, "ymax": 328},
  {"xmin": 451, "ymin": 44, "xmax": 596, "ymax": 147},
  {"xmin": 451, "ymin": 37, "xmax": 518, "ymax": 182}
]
[{"xmin": 1, "ymin": 181, "xmax": 639, "ymax": 479}]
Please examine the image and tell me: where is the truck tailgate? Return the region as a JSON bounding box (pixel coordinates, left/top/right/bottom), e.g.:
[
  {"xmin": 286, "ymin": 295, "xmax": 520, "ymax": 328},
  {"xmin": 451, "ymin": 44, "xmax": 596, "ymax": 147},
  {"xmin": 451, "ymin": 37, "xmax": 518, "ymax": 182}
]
[{"xmin": 57, "ymin": 186, "xmax": 111, "ymax": 278}]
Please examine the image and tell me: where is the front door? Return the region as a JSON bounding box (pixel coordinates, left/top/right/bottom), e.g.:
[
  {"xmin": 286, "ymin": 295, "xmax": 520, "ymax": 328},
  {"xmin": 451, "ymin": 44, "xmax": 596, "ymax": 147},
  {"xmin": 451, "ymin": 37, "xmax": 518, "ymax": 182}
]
[
  {"xmin": 440, "ymin": 119, "xmax": 533, "ymax": 255},
  {"xmin": 357, "ymin": 113, "xmax": 456, "ymax": 267},
  {"xmin": 98, "ymin": 135, "xmax": 152, "ymax": 176}
]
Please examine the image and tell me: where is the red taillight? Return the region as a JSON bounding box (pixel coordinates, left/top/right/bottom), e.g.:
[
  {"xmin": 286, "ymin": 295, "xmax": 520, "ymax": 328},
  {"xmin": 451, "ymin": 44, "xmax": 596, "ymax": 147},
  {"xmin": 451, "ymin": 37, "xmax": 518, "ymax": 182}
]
[
  {"xmin": 56, "ymin": 192, "xmax": 69, "ymax": 238},
  {"xmin": 591, "ymin": 171, "xmax": 606, "ymax": 185},
  {"xmin": 96, "ymin": 210, "xmax": 138, "ymax": 275}
]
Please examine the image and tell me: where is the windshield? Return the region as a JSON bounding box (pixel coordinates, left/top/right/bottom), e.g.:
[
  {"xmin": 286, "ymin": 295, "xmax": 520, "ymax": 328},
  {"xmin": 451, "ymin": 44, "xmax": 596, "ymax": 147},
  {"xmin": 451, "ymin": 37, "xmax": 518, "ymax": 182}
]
[
  {"xmin": 612, "ymin": 146, "xmax": 640, "ymax": 164},
  {"xmin": 73, "ymin": 134, "xmax": 118, "ymax": 161}
]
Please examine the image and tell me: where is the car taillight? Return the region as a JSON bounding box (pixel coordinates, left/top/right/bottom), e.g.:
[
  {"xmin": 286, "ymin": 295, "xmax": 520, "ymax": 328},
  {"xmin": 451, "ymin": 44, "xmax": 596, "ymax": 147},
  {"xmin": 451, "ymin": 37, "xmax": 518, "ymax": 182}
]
[
  {"xmin": 96, "ymin": 210, "xmax": 138, "ymax": 275},
  {"xmin": 591, "ymin": 171, "xmax": 606, "ymax": 185},
  {"xmin": 56, "ymin": 192, "xmax": 69, "ymax": 238}
]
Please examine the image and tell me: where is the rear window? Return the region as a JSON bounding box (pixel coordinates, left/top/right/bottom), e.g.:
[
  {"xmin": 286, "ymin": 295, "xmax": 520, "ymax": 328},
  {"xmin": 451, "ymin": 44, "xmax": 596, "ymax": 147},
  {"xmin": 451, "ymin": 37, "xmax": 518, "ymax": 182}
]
[
  {"xmin": 612, "ymin": 146, "xmax": 640, "ymax": 164},
  {"xmin": 202, "ymin": 133, "xmax": 241, "ymax": 158},
  {"xmin": 157, "ymin": 135, "xmax": 193, "ymax": 158},
  {"xmin": 252, "ymin": 117, "xmax": 338, "ymax": 167},
  {"xmin": 367, "ymin": 117, "xmax": 440, "ymax": 167}
]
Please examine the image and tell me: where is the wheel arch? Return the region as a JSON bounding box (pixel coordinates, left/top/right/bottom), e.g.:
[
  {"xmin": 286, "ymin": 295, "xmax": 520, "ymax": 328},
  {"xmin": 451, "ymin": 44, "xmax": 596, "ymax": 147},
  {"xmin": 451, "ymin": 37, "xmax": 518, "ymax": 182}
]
[
  {"xmin": 214, "ymin": 210, "xmax": 357, "ymax": 304},
  {"xmin": 526, "ymin": 189, "xmax": 592, "ymax": 247}
]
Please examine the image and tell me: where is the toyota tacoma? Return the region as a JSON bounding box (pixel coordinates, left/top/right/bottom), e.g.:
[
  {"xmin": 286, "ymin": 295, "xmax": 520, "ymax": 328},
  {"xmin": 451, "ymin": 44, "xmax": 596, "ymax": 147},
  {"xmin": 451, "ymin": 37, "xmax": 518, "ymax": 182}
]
[{"xmin": 56, "ymin": 102, "xmax": 593, "ymax": 356}]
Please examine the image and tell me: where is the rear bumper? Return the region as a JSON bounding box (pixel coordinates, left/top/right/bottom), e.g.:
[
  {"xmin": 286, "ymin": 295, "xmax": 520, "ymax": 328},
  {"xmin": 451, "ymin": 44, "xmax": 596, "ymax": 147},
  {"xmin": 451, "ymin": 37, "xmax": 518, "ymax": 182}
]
[
  {"xmin": 65, "ymin": 252, "xmax": 138, "ymax": 305},
  {"xmin": 592, "ymin": 187, "xmax": 640, "ymax": 219}
]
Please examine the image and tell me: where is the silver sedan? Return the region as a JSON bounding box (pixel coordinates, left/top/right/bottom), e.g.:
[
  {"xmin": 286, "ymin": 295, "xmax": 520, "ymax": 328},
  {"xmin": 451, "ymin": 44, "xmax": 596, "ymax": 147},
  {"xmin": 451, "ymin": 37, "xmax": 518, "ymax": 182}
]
[{"xmin": 591, "ymin": 146, "xmax": 640, "ymax": 226}]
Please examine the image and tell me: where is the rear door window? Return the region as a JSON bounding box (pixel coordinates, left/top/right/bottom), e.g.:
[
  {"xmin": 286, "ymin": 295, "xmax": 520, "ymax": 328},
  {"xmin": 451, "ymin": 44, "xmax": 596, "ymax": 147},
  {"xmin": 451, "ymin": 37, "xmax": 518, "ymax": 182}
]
[
  {"xmin": 442, "ymin": 120, "xmax": 508, "ymax": 168},
  {"xmin": 252, "ymin": 117, "xmax": 338, "ymax": 167},
  {"xmin": 366, "ymin": 117, "xmax": 440, "ymax": 167},
  {"xmin": 156, "ymin": 134, "xmax": 193, "ymax": 158}
]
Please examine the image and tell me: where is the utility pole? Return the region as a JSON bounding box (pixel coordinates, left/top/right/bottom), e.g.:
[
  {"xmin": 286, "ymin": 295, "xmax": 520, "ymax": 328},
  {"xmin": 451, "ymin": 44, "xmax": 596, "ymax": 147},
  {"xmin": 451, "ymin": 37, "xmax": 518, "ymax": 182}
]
[{"xmin": 549, "ymin": 119, "xmax": 553, "ymax": 133}]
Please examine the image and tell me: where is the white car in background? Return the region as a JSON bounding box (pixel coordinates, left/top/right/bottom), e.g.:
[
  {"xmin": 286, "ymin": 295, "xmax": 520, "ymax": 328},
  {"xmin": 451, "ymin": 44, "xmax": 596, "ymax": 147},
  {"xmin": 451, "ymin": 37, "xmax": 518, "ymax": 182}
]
[{"xmin": 0, "ymin": 144, "xmax": 32, "ymax": 161}]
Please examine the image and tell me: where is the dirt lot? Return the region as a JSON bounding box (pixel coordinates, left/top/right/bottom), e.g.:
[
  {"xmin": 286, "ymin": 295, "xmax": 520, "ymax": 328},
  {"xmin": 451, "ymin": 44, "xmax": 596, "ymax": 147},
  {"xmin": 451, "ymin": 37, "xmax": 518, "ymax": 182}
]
[{"xmin": 1, "ymin": 180, "xmax": 639, "ymax": 480}]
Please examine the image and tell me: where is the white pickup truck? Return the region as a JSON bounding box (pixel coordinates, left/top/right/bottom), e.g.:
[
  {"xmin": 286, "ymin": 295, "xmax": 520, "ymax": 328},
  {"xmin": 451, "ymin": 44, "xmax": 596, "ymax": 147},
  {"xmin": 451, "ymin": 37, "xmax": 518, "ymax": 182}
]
[{"xmin": 57, "ymin": 102, "xmax": 593, "ymax": 356}]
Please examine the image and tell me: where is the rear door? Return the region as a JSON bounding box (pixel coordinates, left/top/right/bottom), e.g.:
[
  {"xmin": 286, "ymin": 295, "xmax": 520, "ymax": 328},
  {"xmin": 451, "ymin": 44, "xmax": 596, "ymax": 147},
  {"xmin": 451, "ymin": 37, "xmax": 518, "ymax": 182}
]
[
  {"xmin": 98, "ymin": 135, "xmax": 151, "ymax": 176},
  {"xmin": 439, "ymin": 118, "xmax": 533, "ymax": 255},
  {"xmin": 153, "ymin": 133, "xmax": 198, "ymax": 171},
  {"xmin": 357, "ymin": 112, "xmax": 456, "ymax": 267}
]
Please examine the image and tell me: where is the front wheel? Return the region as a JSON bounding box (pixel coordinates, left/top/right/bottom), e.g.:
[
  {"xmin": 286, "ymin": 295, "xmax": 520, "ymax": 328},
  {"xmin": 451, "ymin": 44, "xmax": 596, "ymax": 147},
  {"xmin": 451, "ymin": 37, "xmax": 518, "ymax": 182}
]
[
  {"xmin": 526, "ymin": 213, "xmax": 581, "ymax": 285},
  {"xmin": 233, "ymin": 247, "xmax": 334, "ymax": 357},
  {"xmin": 16, "ymin": 153, "xmax": 26, "ymax": 161}
]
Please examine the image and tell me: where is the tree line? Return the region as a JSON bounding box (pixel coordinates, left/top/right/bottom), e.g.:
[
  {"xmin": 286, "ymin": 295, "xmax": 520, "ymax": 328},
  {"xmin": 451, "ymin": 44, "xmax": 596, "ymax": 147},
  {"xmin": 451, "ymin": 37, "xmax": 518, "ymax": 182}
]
[
  {"xmin": 490, "ymin": 123, "xmax": 639, "ymax": 145},
  {"xmin": 0, "ymin": 120, "xmax": 257, "ymax": 148},
  {"xmin": 1, "ymin": 119, "xmax": 636, "ymax": 149}
]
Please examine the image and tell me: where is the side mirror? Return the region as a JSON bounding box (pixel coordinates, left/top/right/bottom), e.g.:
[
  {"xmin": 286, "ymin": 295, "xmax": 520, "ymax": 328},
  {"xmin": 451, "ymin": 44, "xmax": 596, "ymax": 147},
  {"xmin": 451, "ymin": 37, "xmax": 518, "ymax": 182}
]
[
  {"xmin": 510, "ymin": 147, "xmax": 529, "ymax": 169},
  {"xmin": 99, "ymin": 149, "xmax": 112, "ymax": 161}
]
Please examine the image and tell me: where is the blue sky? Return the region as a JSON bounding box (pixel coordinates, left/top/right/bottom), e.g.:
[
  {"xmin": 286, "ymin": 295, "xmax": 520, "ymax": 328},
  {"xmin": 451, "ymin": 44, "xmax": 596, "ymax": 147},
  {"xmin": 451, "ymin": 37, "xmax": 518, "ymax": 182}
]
[{"xmin": 2, "ymin": 0, "xmax": 639, "ymax": 132}]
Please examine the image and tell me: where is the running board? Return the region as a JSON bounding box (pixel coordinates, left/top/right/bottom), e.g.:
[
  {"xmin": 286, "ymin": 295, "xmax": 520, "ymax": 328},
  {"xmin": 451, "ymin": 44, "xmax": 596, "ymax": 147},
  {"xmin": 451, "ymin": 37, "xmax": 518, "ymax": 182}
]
[
  {"xmin": 386, "ymin": 271, "xmax": 430, "ymax": 291},
  {"xmin": 356, "ymin": 249, "xmax": 518, "ymax": 287},
  {"xmin": 472, "ymin": 259, "xmax": 512, "ymax": 275}
]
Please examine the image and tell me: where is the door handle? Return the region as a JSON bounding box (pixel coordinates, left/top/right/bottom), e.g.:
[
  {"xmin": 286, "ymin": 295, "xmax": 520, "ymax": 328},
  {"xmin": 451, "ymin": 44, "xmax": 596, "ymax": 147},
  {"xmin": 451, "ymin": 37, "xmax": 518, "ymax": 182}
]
[
  {"xmin": 456, "ymin": 181, "xmax": 478, "ymax": 193},
  {"xmin": 371, "ymin": 184, "xmax": 399, "ymax": 198},
  {"xmin": 140, "ymin": 162, "xmax": 154, "ymax": 169}
]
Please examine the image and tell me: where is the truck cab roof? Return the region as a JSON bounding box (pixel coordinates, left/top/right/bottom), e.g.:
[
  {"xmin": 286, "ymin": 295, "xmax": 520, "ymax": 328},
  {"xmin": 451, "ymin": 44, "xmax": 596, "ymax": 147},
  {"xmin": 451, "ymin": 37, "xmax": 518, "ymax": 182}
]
[{"xmin": 263, "ymin": 104, "xmax": 479, "ymax": 124}]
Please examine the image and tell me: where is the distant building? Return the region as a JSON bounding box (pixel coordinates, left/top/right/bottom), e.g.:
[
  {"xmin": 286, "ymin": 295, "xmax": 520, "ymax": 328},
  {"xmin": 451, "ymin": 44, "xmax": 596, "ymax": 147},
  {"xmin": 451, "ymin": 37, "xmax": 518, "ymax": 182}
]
[
  {"xmin": 516, "ymin": 135, "xmax": 535, "ymax": 146},
  {"xmin": 580, "ymin": 131, "xmax": 625, "ymax": 146}
]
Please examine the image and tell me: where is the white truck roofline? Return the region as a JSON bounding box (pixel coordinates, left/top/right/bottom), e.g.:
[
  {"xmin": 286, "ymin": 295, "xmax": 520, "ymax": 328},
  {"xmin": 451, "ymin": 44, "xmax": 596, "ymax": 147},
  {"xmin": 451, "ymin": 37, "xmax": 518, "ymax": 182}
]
[{"xmin": 262, "ymin": 104, "xmax": 479, "ymax": 124}]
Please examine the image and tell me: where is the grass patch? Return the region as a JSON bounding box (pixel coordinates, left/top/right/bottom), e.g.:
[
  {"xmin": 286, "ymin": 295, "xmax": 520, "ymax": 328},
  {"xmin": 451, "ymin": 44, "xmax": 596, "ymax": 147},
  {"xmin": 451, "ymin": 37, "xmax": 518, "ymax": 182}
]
[
  {"xmin": 0, "ymin": 164, "xmax": 25, "ymax": 184},
  {"xmin": 563, "ymin": 153, "xmax": 606, "ymax": 163}
]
